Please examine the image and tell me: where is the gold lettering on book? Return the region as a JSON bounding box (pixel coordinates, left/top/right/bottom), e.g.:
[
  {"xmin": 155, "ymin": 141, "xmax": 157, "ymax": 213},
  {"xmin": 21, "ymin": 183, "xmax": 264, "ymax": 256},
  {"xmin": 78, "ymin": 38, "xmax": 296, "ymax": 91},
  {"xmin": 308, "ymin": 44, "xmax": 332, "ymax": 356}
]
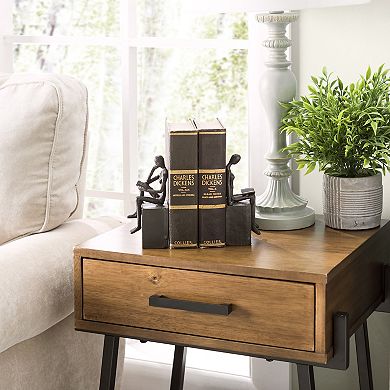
[
  {"xmin": 169, "ymin": 205, "xmax": 198, "ymax": 210},
  {"xmin": 171, "ymin": 241, "xmax": 198, "ymax": 248},
  {"xmin": 201, "ymin": 173, "xmax": 223, "ymax": 186},
  {"xmin": 169, "ymin": 132, "xmax": 198, "ymax": 136},
  {"xmin": 199, "ymin": 168, "xmax": 226, "ymax": 174},
  {"xmin": 198, "ymin": 204, "xmax": 226, "ymax": 209},
  {"xmin": 200, "ymin": 240, "xmax": 225, "ymax": 247},
  {"xmin": 172, "ymin": 173, "xmax": 195, "ymax": 187},
  {"xmin": 199, "ymin": 131, "xmax": 226, "ymax": 135},
  {"xmin": 170, "ymin": 169, "xmax": 197, "ymax": 174}
]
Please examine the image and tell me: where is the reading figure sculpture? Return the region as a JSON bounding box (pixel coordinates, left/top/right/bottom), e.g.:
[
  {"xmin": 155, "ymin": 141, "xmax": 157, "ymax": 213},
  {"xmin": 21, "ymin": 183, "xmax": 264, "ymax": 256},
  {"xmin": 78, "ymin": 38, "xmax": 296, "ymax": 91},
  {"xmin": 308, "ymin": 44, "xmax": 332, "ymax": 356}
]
[
  {"xmin": 128, "ymin": 155, "xmax": 168, "ymax": 234},
  {"xmin": 226, "ymin": 154, "xmax": 261, "ymax": 235}
]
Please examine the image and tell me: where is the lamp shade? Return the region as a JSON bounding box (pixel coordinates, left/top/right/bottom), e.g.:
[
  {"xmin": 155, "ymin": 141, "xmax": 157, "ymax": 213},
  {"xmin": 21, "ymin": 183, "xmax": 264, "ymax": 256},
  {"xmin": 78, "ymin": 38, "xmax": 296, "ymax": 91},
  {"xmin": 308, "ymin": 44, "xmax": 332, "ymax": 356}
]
[{"xmin": 187, "ymin": 0, "xmax": 370, "ymax": 13}]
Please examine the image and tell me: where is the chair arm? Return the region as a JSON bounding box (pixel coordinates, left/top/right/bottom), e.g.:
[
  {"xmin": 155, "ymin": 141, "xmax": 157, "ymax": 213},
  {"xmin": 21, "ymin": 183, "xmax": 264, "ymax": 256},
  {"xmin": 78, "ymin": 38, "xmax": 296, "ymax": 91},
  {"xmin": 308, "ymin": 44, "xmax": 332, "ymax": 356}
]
[{"xmin": 0, "ymin": 217, "xmax": 123, "ymax": 354}]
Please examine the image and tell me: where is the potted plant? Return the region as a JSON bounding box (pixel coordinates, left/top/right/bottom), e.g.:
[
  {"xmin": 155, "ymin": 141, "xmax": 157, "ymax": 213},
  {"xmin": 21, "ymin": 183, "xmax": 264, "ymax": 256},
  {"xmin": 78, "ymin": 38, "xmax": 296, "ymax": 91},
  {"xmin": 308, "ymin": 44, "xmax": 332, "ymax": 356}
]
[{"xmin": 281, "ymin": 65, "xmax": 390, "ymax": 229}]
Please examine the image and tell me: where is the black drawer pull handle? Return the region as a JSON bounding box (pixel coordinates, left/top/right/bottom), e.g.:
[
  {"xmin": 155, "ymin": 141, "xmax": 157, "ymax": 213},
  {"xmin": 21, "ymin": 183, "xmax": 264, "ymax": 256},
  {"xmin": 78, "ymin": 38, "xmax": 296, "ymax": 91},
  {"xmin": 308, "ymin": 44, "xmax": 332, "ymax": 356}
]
[{"xmin": 149, "ymin": 295, "xmax": 232, "ymax": 316}]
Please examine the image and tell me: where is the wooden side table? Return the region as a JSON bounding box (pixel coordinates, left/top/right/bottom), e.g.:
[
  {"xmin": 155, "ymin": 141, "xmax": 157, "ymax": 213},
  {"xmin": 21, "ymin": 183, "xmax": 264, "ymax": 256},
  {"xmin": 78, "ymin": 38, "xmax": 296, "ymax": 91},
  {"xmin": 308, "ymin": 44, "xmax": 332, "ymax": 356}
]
[{"xmin": 74, "ymin": 218, "xmax": 390, "ymax": 390}]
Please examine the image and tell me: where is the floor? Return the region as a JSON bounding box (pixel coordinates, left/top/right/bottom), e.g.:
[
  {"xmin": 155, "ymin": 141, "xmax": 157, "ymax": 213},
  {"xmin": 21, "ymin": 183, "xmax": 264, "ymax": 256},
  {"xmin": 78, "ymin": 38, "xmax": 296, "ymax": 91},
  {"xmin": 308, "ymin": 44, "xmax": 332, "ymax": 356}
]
[{"xmin": 121, "ymin": 358, "xmax": 256, "ymax": 390}]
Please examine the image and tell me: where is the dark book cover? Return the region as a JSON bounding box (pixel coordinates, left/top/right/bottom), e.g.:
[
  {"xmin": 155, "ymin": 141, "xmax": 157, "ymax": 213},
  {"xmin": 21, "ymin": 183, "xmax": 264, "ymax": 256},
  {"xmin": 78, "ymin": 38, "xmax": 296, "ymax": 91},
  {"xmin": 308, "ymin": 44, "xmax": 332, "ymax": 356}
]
[
  {"xmin": 194, "ymin": 119, "xmax": 226, "ymax": 248},
  {"xmin": 167, "ymin": 121, "xmax": 198, "ymax": 248}
]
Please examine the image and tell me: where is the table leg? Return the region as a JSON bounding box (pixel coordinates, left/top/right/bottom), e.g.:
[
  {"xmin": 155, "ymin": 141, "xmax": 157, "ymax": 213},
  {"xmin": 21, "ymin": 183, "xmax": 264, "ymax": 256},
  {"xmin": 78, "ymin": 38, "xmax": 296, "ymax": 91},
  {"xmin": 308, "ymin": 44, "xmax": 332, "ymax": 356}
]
[
  {"xmin": 170, "ymin": 345, "xmax": 187, "ymax": 390},
  {"xmin": 99, "ymin": 335, "xmax": 119, "ymax": 390},
  {"xmin": 355, "ymin": 321, "xmax": 373, "ymax": 390},
  {"xmin": 297, "ymin": 364, "xmax": 315, "ymax": 390}
]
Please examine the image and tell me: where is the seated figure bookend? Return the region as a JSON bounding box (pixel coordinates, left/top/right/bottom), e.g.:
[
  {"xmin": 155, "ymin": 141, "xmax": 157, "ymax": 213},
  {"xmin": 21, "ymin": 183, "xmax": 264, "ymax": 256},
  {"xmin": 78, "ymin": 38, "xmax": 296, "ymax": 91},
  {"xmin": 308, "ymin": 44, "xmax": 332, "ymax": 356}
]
[
  {"xmin": 141, "ymin": 204, "xmax": 169, "ymax": 249},
  {"xmin": 127, "ymin": 155, "xmax": 168, "ymax": 241},
  {"xmin": 128, "ymin": 153, "xmax": 260, "ymax": 248},
  {"xmin": 226, "ymin": 154, "xmax": 261, "ymax": 246}
]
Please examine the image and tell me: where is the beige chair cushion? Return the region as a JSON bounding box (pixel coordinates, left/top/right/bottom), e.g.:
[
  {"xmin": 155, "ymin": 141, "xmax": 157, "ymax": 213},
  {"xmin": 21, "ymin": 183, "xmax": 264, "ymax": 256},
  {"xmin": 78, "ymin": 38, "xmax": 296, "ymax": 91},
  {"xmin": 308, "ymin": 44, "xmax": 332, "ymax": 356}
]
[
  {"xmin": 0, "ymin": 73, "xmax": 88, "ymax": 245},
  {"xmin": 0, "ymin": 216, "xmax": 123, "ymax": 355}
]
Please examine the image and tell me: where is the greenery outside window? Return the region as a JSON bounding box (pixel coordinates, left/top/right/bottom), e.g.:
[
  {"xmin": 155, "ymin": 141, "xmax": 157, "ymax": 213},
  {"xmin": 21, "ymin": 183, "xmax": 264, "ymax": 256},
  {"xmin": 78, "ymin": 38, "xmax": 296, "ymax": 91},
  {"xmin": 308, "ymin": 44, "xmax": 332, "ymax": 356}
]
[
  {"xmin": 1, "ymin": 0, "xmax": 277, "ymax": 384},
  {"xmin": 9, "ymin": 0, "xmax": 250, "ymax": 217}
]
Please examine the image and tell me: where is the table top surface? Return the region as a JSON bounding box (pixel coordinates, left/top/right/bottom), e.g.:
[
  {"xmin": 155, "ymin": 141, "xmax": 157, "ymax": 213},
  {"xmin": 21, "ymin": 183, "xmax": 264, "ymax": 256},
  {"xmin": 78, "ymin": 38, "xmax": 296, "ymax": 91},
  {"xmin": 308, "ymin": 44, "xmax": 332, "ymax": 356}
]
[{"xmin": 75, "ymin": 217, "xmax": 390, "ymax": 284}]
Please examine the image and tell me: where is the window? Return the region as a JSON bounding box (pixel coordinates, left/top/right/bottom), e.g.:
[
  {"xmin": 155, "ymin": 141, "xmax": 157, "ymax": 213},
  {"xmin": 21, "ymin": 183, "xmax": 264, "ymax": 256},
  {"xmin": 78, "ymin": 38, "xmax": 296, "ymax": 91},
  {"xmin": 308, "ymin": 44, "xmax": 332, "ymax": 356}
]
[
  {"xmin": 7, "ymin": 0, "xmax": 253, "ymax": 217},
  {"xmin": 1, "ymin": 0, "xmax": 273, "ymax": 385}
]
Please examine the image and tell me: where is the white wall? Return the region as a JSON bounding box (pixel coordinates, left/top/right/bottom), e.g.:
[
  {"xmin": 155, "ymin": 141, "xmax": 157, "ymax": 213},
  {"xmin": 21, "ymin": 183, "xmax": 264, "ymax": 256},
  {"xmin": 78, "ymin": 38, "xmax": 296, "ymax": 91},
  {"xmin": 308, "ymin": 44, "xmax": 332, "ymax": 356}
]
[
  {"xmin": 298, "ymin": 0, "xmax": 390, "ymax": 219},
  {"xmin": 293, "ymin": 1, "xmax": 390, "ymax": 388}
]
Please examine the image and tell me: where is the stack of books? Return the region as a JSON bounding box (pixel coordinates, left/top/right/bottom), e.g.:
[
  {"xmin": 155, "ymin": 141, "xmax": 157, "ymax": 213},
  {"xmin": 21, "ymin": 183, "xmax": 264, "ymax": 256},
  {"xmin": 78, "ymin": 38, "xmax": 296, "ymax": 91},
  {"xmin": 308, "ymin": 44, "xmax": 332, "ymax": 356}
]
[{"xmin": 167, "ymin": 119, "xmax": 226, "ymax": 249}]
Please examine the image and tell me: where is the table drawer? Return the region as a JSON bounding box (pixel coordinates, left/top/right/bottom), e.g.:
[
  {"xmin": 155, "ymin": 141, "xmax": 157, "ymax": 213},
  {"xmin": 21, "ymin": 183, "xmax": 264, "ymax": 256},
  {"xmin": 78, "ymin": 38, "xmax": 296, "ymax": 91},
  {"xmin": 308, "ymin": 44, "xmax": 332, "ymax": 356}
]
[{"xmin": 82, "ymin": 259, "xmax": 315, "ymax": 351}]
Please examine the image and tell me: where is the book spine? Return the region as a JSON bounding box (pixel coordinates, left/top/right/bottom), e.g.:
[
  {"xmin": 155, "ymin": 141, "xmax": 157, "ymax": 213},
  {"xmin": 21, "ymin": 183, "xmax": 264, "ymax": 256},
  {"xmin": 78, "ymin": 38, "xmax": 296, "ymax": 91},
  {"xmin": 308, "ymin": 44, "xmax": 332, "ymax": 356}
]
[
  {"xmin": 169, "ymin": 131, "xmax": 198, "ymax": 248},
  {"xmin": 198, "ymin": 130, "xmax": 226, "ymax": 248}
]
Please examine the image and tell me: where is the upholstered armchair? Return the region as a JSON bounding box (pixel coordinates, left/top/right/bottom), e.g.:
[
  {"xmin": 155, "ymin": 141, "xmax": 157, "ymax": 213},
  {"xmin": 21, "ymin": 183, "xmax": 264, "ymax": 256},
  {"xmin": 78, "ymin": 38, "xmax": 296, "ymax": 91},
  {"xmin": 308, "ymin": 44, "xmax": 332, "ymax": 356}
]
[{"xmin": 0, "ymin": 73, "xmax": 123, "ymax": 389}]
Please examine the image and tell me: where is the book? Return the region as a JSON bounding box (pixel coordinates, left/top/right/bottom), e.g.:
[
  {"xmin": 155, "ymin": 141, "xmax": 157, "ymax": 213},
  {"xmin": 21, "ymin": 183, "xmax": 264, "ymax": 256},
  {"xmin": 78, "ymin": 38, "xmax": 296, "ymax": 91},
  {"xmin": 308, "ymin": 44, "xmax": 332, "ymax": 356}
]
[
  {"xmin": 167, "ymin": 120, "xmax": 198, "ymax": 248},
  {"xmin": 194, "ymin": 119, "xmax": 226, "ymax": 248}
]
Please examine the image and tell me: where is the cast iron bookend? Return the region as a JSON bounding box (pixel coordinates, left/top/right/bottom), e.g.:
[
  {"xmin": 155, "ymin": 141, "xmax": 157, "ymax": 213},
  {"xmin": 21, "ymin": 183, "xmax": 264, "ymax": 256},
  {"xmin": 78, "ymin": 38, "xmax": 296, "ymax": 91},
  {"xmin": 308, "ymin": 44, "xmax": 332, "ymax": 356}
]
[
  {"xmin": 127, "ymin": 155, "xmax": 168, "ymax": 234},
  {"xmin": 142, "ymin": 204, "xmax": 169, "ymax": 249},
  {"xmin": 226, "ymin": 202, "xmax": 251, "ymax": 246},
  {"xmin": 129, "ymin": 153, "xmax": 260, "ymax": 248},
  {"xmin": 226, "ymin": 154, "xmax": 261, "ymax": 245}
]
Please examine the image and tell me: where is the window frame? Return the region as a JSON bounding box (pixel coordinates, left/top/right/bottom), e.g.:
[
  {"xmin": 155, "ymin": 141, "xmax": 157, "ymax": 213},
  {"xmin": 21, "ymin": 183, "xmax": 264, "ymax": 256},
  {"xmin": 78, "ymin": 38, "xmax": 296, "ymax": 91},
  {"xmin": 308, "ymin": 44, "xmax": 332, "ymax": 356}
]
[
  {"xmin": 1, "ymin": 0, "xmax": 255, "ymax": 215},
  {"xmin": 0, "ymin": 0, "xmax": 295, "ymax": 386}
]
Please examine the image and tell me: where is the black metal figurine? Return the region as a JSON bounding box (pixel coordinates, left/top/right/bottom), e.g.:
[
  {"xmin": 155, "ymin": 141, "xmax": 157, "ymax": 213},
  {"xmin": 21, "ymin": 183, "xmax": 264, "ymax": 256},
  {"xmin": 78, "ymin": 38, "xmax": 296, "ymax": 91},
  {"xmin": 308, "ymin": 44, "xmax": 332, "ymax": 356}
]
[
  {"xmin": 128, "ymin": 155, "xmax": 168, "ymax": 234},
  {"xmin": 226, "ymin": 154, "xmax": 261, "ymax": 235}
]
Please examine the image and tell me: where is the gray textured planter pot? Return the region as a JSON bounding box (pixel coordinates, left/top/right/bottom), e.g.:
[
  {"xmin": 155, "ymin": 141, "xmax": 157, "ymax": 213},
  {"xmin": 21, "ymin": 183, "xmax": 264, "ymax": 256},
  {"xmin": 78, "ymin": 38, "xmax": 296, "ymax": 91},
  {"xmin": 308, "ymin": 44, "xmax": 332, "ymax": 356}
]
[{"xmin": 323, "ymin": 174, "xmax": 383, "ymax": 230}]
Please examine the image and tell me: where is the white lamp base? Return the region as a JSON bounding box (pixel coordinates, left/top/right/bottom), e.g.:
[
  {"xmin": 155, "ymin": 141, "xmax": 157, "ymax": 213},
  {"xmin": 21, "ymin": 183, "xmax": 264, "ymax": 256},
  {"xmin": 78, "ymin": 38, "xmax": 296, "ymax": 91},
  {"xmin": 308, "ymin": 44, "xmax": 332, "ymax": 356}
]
[
  {"xmin": 256, "ymin": 205, "xmax": 315, "ymax": 230},
  {"xmin": 255, "ymin": 11, "xmax": 315, "ymax": 231}
]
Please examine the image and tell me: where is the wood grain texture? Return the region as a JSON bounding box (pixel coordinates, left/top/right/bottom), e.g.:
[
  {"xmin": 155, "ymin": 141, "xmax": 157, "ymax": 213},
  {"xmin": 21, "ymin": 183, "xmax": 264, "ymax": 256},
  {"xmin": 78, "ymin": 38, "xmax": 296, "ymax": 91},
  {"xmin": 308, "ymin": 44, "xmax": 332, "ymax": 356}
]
[
  {"xmin": 315, "ymin": 284, "xmax": 326, "ymax": 354},
  {"xmin": 75, "ymin": 218, "xmax": 389, "ymax": 284},
  {"xmin": 82, "ymin": 259, "xmax": 315, "ymax": 351},
  {"xmin": 73, "ymin": 217, "xmax": 390, "ymax": 366},
  {"xmin": 74, "ymin": 253, "xmax": 82, "ymax": 321},
  {"xmin": 324, "ymin": 221, "xmax": 390, "ymax": 351}
]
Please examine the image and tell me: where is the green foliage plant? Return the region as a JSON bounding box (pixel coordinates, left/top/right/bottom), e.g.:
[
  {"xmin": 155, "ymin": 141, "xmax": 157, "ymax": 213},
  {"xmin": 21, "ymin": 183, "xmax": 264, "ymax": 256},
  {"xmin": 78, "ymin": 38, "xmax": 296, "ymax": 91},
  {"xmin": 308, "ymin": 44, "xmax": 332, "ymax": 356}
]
[{"xmin": 281, "ymin": 65, "xmax": 390, "ymax": 177}]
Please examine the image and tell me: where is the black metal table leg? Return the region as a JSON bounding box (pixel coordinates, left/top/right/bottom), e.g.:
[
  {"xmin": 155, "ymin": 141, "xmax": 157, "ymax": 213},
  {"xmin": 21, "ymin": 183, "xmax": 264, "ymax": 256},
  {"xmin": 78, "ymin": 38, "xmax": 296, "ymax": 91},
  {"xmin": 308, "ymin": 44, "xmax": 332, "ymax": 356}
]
[
  {"xmin": 99, "ymin": 335, "xmax": 120, "ymax": 390},
  {"xmin": 170, "ymin": 345, "xmax": 187, "ymax": 390},
  {"xmin": 297, "ymin": 364, "xmax": 315, "ymax": 390},
  {"xmin": 355, "ymin": 321, "xmax": 374, "ymax": 390}
]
